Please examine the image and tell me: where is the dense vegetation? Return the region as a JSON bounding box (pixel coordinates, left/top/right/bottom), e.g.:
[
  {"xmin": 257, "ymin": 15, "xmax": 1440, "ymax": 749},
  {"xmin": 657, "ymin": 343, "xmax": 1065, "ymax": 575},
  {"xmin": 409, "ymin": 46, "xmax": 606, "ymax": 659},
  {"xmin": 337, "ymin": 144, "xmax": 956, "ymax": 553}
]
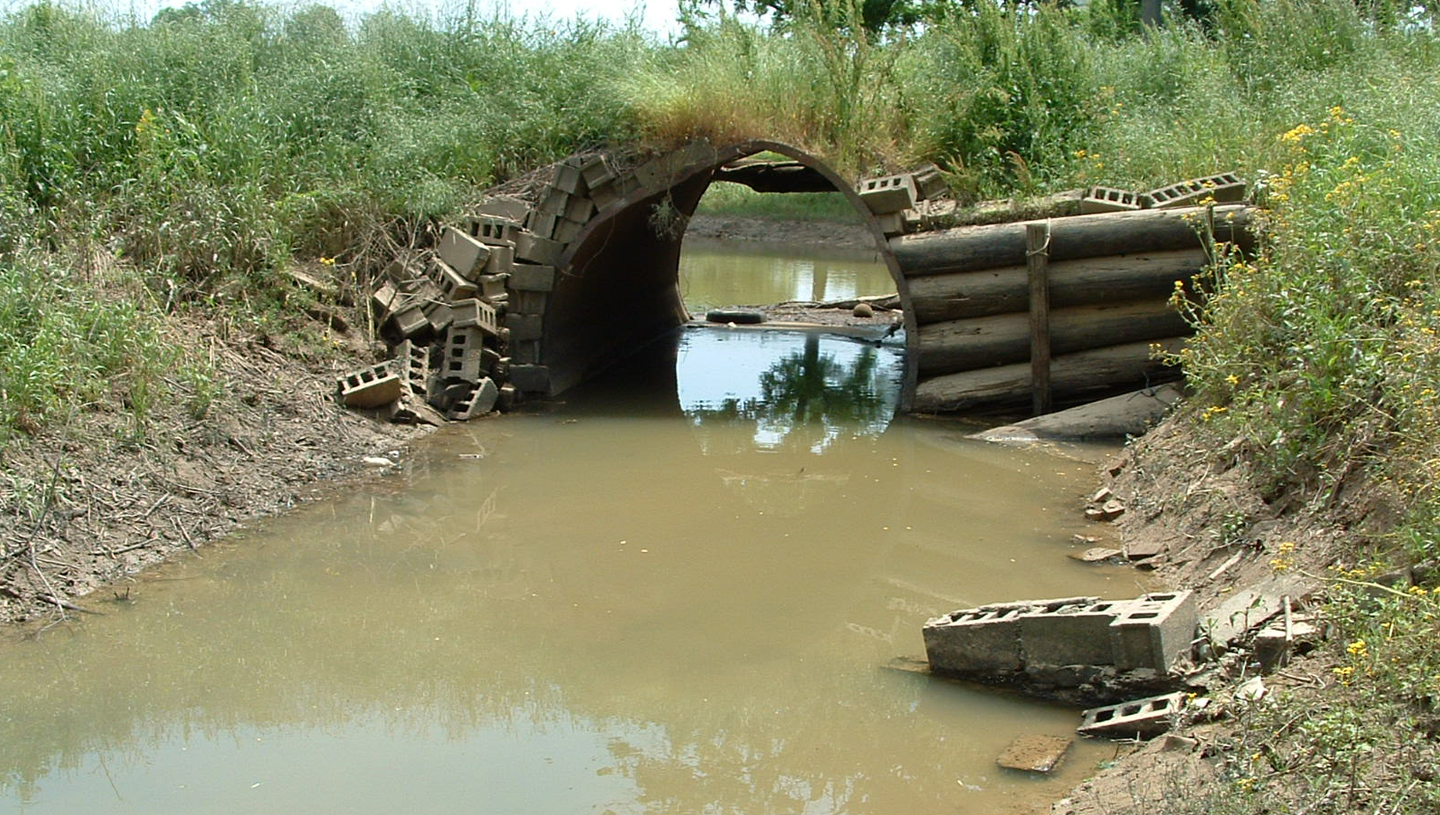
[{"xmin": 3, "ymin": 0, "xmax": 1440, "ymax": 809}]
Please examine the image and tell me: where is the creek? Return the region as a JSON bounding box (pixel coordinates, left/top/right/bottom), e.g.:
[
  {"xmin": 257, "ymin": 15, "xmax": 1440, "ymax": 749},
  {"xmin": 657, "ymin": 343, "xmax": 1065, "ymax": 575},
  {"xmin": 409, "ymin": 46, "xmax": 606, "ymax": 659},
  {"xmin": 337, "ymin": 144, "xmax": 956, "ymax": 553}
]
[{"xmin": 0, "ymin": 241, "xmax": 1132, "ymax": 814}]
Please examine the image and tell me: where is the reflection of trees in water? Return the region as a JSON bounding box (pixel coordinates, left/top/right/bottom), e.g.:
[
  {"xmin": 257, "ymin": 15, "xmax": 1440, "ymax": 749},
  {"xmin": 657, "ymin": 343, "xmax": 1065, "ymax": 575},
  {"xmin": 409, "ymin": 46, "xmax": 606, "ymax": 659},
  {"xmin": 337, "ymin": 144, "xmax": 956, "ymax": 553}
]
[{"xmin": 688, "ymin": 335, "xmax": 895, "ymax": 454}]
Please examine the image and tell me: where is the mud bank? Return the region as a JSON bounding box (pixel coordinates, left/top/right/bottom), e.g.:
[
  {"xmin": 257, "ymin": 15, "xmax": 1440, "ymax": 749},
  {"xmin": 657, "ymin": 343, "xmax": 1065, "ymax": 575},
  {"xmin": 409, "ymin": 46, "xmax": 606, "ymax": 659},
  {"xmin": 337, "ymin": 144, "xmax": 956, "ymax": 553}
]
[{"xmin": 0, "ymin": 313, "xmax": 428, "ymax": 626}]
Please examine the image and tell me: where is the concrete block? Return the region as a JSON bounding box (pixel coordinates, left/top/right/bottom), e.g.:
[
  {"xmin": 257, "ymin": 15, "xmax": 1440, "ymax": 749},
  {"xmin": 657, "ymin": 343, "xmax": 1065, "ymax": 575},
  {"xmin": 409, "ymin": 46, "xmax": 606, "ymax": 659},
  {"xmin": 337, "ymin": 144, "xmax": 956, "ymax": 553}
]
[
  {"xmin": 490, "ymin": 354, "xmax": 512, "ymax": 382},
  {"xmin": 442, "ymin": 326, "xmax": 486, "ymax": 384},
  {"xmin": 1019, "ymin": 598, "xmax": 1127, "ymax": 667},
  {"xmin": 579, "ymin": 154, "xmax": 614, "ymax": 189},
  {"xmin": 1080, "ymin": 186, "xmax": 1147, "ymax": 214},
  {"xmin": 448, "ymin": 377, "xmax": 499, "ymax": 421},
  {"xmin": 484, "ymin": 243, "xmax": 515, "ymax": 276},
  {"xmin": 437, "ymin": 226, "xmax": 491, "ymax": 279},
  {"xmin": 422, "ymin": 299, "xmax": 452, "ymax": 333},
  {"xmin": 394, "ymin": 340, "xmax": 429, "ymax": 398},
  {"xmin": 553, "ymin": 216, "xmax": 586, "ymax": 244},
  {"xmin": 923, "ymin": 606, "xmax": 1027, "ymax": 675},
  {"xmin": 511, "ymin": 290, "xmax": 547, "ymax": 314},
  {"xmin": 1077, "ymin": 692, "xmax": 1186, "ymax": 739},
  {"xmin": 913, "ymin": 164, "xmax": 948, "ymax": 201},
  {"xmin": 876, "ymin": 211, "xmax": 906, "ymax": 236},
  {"xmin": 509, "ymin": 263, "xmax": 556, "ymax": 293},
  {"xmin": 449, "ymin": 298, "xmax": 500, "ymax": 337},
  {"xmin": 589, "ymin": 179, "xmax": 620, "ymax": 211},
  {"xmin": 508, "ymin": 363, "xmax": 550, "ymax": 393},
  {"xmin": 338, "ymin": 363, "xmax": 402, "ymax": 408},
  {"xmin": 562, "ymin": 194, "xmax": 595, "ymax": 224},
  {"xmin": 476, "ymin": 197, "xmax": 530, "ymax": 223},
  {"xmin": 515, "ymin": 231, "xmax": 563, "ymax": 266},
  {"xmin": 431, "ymin": 258, "xmax": 478, "ymax": 301},
  {"xmin": 370, "ymin": 280, "xmax": 404, "ymax": 317},
  {"xmin": 477, "ymin": 273, "xmax": 509, "ymax": 300},
  {"xmin": 1108, "ymin": 590, "xmax": 1197, "ymax": 673},
  {"xmin": 526, "ymin": 208, "xmax": 559, "ymax": 240},
  {"xmin": 511, "ymin": 339, "xmax": 540, "ymax": 364},
  {"xmin": 857, "ymin": 173, "xmax": 918, "ymax": 215},
  {"xmin": 505, "ymin": 313, "xmax": 543, "ymax": 342},
  {"xmin": 553, "ymin": 161, "xmax": 587, "ymax": 195},
  {"xmin": 496, "ymin": 383, "xmax": 518, "ymax": 412},
  {"xmin": 470, "ymin": 216, "xmax": 522, "ymax": 245},
  {"xmin": 1147, "ymin": 172, "xmax": 1246, "ymax": 209},
  {"xmin": 387, "ymin": 304, "xmax": 429, "ymax": 339}
]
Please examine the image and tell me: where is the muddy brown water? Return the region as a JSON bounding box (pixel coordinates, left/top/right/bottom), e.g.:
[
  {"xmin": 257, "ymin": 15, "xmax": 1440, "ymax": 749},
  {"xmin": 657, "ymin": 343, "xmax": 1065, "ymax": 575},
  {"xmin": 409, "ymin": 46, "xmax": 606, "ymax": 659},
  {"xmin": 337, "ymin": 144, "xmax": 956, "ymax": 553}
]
[
  {"xmin": 0, "ymin": 246, "xmax": 1136, "ymax": 814},
  {"xmin": 679, "ymin": 237, "xmax": 894, "ymax": 311}
]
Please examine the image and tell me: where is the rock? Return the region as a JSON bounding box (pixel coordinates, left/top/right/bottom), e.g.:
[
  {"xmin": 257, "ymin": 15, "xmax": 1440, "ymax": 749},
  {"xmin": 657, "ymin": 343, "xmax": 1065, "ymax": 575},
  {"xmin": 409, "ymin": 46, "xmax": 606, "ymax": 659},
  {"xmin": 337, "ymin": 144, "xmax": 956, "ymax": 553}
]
[
  {"xmin": 1101, "ymin": 498, "xmax": 1126, "ymax": 519},
  {"xmin": 361, "ymin": 456, "xmax": 394, "ymax": 467},
  {"xmin": 1235, "ymin": 676, "xmax": 1266, "ymax": 703},
  {"xmin": 1071, "ymin": 547, "xmax": 1124, "ymax": 563},
  {"xmin": 1084, "ymin": 507, "xmax": 1107, "ymax": 522},
  {"xmin": 1124, "ymin": 539, "xmax": 1164, "ymax": 560},
  {"xmin": 996, "ymin": 734, "xmax": 1072, "ymax": 773},
  {"xmin": 852, "ymin": 302, "xmax": 875, "ymax": 318},
  {"xmin": 1091, "ymin": 486, "xmax": 1114, "ymax": 504},
  {"xmin": 1073, "ymin": 534, "xmax": 1099, "ymax": 545},
  {"xmin": 1161, "ymin": 734, "xmax": 1199, "ymax": 752}
]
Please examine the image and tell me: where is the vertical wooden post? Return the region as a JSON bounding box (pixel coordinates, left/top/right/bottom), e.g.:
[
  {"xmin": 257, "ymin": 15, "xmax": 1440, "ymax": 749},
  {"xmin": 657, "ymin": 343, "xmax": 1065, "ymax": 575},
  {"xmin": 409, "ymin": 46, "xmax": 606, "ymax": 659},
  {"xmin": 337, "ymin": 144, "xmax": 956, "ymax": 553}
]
[{"xmin": 1027, "ymin": 221, "xmax": 1052, "ymax": 416}]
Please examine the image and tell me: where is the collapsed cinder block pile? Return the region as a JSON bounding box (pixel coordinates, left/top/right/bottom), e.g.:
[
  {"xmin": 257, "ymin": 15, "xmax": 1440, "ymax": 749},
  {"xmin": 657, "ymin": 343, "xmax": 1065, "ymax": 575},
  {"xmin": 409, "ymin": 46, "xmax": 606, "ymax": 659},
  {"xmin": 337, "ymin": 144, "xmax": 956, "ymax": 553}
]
[
  {"xmin": 859, "ymin": 167, "xmax": 1247, "ymax": 237},
  {"xmin": 335, "ymin": 151, "xmax": 643, "ymax": 424}
]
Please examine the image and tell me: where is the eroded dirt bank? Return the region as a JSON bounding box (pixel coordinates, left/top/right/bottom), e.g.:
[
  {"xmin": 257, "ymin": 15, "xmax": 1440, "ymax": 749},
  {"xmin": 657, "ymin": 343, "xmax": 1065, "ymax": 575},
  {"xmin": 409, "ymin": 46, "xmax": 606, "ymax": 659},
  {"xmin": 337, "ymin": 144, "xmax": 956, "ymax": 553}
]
[{"xmin": 0, "ymin": 312, "xmax": 428, "ymax": 626}]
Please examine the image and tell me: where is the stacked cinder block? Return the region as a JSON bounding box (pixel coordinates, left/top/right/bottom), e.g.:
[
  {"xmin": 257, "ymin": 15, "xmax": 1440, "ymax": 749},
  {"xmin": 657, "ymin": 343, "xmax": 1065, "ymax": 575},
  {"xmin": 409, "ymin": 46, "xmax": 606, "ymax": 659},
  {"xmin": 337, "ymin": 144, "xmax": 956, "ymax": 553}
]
[{"xmin": 923, "ymin": 590, "xmax": 1196, "ymax": 679}]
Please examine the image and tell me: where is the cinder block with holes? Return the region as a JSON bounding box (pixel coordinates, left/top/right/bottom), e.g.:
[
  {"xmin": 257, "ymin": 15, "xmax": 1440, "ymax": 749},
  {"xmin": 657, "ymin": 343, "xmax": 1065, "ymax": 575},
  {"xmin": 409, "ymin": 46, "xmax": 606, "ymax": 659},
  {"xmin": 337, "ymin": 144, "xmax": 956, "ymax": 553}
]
[
  {"xmin": 338, "ymin": 363, "xmax": 402, "ymax": 408},
  {"xmin": 385, "ymin": 392, "xmax": 446, "ymax": 426},
  {"xmin": 448, "ymin": 377, "xmax": 499, "ymax": 421},
  {"xmin": 450, "ymin": 298, "xmax": 500, "ymax": 337},
  {"xmin": 437, "ymin": 226, "xmax": 491, "ymax": 279},
  {"xmin": 857, "ymin": 174, "xmax": 918, "ymax": 215},
  {"xmin": 923, "ymin": 603, "xmax": 1031, "ymax": 675},
  {"xmin": 1108, "ymin": 590, "xmax": 1197, "ymax": 673},
  {"xmin": 443, "ymin": 326, "xmax": 486, "ymax": 384},
  {"xmin": 1080, "ymin": 187, "xmax": 1148, "ymax": 214},
  {"xmin": 395, "ymin": 340, "xmax": 429, "ymax": 398},
  {"xmin": 470, "ymin": 216, "xmax": 522, "ymax": 245},
  {"xmin": 431, "ymin": 258, "xmax": 478, "ymax": 301},
  {"xmin": 515, "ymin": 231, "xmax": 563, "ymax": 266},
  {"xmin": 1077, "ymin": 692, "xmax": 1186, "ymax": 738},
  {"xmin": 1019, "ymin": 598, "xmax": 1129, "ymax": 667},
  {"xmin": 1146, "ymin": 172, "xmax": 1246, "ymax": 209}
]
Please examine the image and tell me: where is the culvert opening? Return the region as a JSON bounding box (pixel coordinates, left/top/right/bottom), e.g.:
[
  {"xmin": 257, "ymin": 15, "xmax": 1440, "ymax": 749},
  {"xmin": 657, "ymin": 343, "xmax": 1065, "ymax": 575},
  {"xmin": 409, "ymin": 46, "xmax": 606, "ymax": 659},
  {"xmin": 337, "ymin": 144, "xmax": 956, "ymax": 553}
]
[{"xmin": 541, "ymin": 141, "xmax": 917, "ymax": 407}]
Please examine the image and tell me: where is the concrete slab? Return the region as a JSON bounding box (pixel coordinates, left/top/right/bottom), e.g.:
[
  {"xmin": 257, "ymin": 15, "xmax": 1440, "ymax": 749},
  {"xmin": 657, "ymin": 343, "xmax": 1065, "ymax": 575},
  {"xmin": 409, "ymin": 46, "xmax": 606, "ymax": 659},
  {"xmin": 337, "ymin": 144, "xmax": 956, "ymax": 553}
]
[{"xmin": 997, "ymin": 735, "xmax": 1072, "ymax": 773}]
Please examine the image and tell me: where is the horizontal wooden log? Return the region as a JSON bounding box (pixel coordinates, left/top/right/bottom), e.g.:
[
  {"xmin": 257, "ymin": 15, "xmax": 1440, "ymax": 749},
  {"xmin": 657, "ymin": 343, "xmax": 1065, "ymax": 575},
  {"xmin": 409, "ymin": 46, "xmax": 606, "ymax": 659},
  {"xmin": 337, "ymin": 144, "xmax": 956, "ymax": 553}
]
[
  {"xmin": 917, "ymin": 299, "xmax": 1190, "ymax": 377},
  {"xmin": 908, "ymin": 249, "xmax": 1209, "ymax": 324},
  {"xmin": 913, "ymin": 338, "xmax": 1185, "ymax": 413},
  {"xmin": 891, "ymin": 205, "xmax": 1252, "ymax": 277}
]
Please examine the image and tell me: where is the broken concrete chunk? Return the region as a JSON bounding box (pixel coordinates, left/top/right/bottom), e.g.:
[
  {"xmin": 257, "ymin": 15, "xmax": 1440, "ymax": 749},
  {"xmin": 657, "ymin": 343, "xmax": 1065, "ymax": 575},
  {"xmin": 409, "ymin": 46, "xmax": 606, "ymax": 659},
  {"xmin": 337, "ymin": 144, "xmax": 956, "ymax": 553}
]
[
  {"xmin": 1070, "ymin": 547, "xmax": 1124, "ymax": 563},
  {"xmin": 448, "ymin": 377, "xmax": 499, "ymax": 421},
  {"xmin": 1078, "ymin": 692, "xmax": 1186, "ymax": 739},
  {"xmin": 996, "ymin": 734, "xmax": 1072, "ymax": 773},
  {"xmin": 385, "ymin": 393, "xmax": 446, "ymax": 426}
]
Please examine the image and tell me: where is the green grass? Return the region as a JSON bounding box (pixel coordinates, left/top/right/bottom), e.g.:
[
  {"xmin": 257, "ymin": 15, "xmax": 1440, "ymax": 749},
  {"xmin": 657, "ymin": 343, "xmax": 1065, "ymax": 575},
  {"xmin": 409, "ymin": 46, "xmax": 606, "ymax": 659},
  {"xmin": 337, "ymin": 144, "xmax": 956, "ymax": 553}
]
[{"xmin": 693, "ymin": 185, "xmax": 862, "ymax": 222}]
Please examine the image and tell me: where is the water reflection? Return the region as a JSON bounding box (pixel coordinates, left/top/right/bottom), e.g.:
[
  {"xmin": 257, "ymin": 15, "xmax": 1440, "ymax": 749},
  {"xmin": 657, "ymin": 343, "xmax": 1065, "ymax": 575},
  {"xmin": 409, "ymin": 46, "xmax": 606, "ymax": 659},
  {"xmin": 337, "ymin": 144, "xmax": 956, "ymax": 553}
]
[
  {"xmin": 678, "ymin": 238, "xmax": 893, "ymax": 312},
  {"xmin": 678, "ymin": 329, "xmax": 904, "ymax": 454}
]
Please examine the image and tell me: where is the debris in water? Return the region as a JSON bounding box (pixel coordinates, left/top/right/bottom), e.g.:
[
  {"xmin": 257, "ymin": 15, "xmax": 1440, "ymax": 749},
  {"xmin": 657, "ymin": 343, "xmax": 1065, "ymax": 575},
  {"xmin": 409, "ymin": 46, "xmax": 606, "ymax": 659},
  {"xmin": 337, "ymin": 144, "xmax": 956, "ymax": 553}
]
[{"xmin": 996, "ymin": 734, "xmax": 1072, "ymax": 773}]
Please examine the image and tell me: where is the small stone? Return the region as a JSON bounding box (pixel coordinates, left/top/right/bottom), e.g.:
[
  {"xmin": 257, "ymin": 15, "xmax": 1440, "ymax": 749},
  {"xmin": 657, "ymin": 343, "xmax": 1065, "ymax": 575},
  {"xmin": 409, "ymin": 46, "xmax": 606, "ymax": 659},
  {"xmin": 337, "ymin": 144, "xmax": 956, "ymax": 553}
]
[
  {"xmin": 1236, "ymin": 676, "xmax": 1266, "ymax": 703},
  {"xmin": 361, "ymin": 456, "xmax": 393, "ymax": 467},
  {"xmin": 1101, "ymin": 498, "xmax": 1126, "ymax": 519},
  {"xmin": 996, "ymin": 734, "xmax": 1072, "ymax": 773},
  {"xmin": 1071, "ymin": 547, "xmax": 1124, "ymax": 563},
  {"xmin": 1125, "ymin": 539, "xmax": 1164, "ymax": 560},
  {"xmin": 1084, "ymin": 507, "xmax": 1106, "ymax": 522},
  {"xmin": 1073, "ymin": 534, "xmax": 1099, "ymax": 545},
  {"xmin": 1091, "ymin": 486, "xmax": 1114, "ymax": 504},
  {"xmin": 1161, "ymin": 734, "xmax": 1198, "ymax": 752},
  {"xmin": 852, "ymin": 302, "xmax": 875, "ymax": 318}
]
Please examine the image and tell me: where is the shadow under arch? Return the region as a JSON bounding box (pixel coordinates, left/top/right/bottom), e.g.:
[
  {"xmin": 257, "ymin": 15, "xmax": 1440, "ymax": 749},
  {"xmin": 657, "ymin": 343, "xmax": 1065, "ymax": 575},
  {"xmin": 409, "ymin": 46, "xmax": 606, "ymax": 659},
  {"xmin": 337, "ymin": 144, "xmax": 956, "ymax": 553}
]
[{"xmin": 542, "ymin": 140, "xmax": 917, "ymax": 409}]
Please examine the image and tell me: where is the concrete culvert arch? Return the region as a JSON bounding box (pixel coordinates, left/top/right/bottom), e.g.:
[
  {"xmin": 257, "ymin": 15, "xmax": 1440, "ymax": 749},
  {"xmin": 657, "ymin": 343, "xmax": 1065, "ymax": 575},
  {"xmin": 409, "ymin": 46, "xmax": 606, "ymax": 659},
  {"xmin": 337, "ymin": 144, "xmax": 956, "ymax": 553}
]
[{"xmin": 526, "ymin": 140, "xmax": 918, "ymax": 407}]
